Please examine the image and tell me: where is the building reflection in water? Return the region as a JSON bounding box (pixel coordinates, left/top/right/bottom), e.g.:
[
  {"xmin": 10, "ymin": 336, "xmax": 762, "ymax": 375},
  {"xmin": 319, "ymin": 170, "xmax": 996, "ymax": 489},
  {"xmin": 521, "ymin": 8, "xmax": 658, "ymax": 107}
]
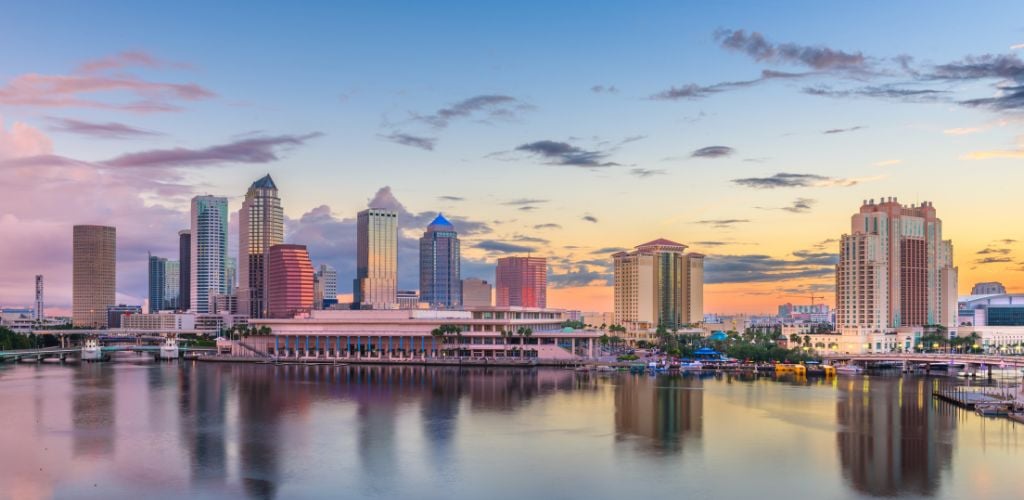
[
  {"xmin": 177, "ymin": 363, "xmax": 228, "ymax": 490},
  {"xmin": 72, "ymin": 364, "xmax": 116, "ymax": 458},
  {"xmin": 614, "ymin": 374, "xmax": 703, "ymax": 453},
  {"xmin": 836, "ymin": 377, "xmax": 956, "ymax": 497}
]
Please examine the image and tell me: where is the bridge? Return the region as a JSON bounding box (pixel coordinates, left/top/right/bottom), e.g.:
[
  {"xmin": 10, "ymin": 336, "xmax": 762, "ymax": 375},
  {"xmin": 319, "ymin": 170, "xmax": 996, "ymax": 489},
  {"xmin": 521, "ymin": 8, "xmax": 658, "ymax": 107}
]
[{"xmin": 822, "ymin": 352, "xmax": 1024, "ymax": 377}]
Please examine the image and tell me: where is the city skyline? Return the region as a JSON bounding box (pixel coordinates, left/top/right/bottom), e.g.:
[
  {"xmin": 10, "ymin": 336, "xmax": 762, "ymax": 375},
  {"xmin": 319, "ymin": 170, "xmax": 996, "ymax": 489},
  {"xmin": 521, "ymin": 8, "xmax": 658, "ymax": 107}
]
[{"xmin": 2, "ymin": 3, "xmax": 1024, "ymax": 314}]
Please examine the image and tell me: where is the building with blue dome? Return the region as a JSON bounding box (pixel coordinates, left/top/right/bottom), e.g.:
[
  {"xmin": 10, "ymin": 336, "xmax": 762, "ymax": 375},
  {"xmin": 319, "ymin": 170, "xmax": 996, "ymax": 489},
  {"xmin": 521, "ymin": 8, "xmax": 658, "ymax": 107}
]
[{"xmin": 420, "ymin": 213, "xmax": 461, "ymax": 309}]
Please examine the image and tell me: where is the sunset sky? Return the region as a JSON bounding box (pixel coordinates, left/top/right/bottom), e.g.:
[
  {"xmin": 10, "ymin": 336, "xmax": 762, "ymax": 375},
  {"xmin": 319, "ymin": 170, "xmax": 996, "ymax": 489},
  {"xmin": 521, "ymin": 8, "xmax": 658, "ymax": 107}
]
[{"xmin": 2, "ymin": 1, "xmax": 1023, "ymax": 314}]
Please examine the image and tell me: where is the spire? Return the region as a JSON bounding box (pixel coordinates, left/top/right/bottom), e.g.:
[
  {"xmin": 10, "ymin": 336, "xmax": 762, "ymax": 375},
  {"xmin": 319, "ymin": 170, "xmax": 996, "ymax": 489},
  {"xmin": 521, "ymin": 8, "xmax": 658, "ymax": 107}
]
[
  {"xmin": 428, "ymin": 212, "xmax": 454, "ymax": 230},
  {"xmin": 251, "ymin": 174, "xmax": 277, "ymax": 190}
]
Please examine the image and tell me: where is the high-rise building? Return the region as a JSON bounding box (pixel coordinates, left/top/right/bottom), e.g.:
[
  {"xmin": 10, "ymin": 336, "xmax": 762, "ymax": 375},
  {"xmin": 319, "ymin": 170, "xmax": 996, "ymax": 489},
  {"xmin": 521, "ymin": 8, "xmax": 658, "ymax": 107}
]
[
  {"xmin": 612, "ymin": 239, "xmax": 704, "ymax": 331},
  {"xmin": 317, "ymin": 264, "xmax": 338, "ymax": 308},
  {"xmin": 353, "ymin": 208, "xmax": 398, "ymax": 309},
  {"xmin": 462, "ymin": 278, "xmax": 493, "ymax": 307},
  {"xmin": 238, "ymin": 174, "xmax": 284, "ymax": 319},
  {"xmin": 148, "ymin": 253, "xmax": 167, "ymax": 313},
  {"xmin": 266, "ymin": 244, "xmax": 314, "ymax": 319},
  {"xmin": 178, "ymin": 230, "xmax": 191, "ymax": 311},
  {"xmin": 971, "ymin": 282, "xmax": 1007, "ymax": 295},
  {"xmin": 419, "ymin": 213, "xmax": 461, "ymax": 309},
  {"xmin": 226, "ymin": 257, "xmax": 237, "ymax": 294},
  {"xmin": 34, "ymin": 275, "xmax": 44, "ymax": 321},
  {"xmin": 495, "ymin": 256, "xmax": 547, "ymax": 308},
  {"xmin": 397, "ymin": 290, "xmax": 423, "ymax": 309},
  {"xmin": 190, "ymin": 196, "xmax": 229, "ymax": 314},
  {"xmin": 835, "ymin": 198, "xmax": 958, "ymax": 337},
  {"xmin": 73, "ymin": 225, "xmax": 116, "ymax": 327},
  {"xmin": 164, "ymin": 260, "xmax": 180, "ymax": 310}
]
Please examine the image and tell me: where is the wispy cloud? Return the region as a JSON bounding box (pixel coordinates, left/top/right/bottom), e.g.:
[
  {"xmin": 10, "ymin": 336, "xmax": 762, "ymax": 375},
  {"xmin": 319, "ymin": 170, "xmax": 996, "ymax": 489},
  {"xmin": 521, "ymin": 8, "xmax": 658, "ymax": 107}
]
[
  {"xmin": 582, "ymin": 215, "xmax": 598, "ymax": 223},
  {"xmin": 438, "ymin": 195, "xmax": 464, "ymax": 202},
  {"xmin": 533, "ymin": 223, "xmax": 562, "ymax": 230},
  {"xmin": 714, "ymin": 29, "xmax": 867, "ymax": 70},
  {"xmin": 414, "ymin": 94, "xmax": 532, "ymax": 128},
  {"xmin": 962, "ymin": 136, "xmax": 1024, "ymax": 160},
  {"xmin": 943, "ymin": 127, "xmax": 984, "ymax": 136},
  {"xmin": 823, "ymin": 126, "xmax": 865, "ymax": 134},
  {"xmin": 0, "ymin": 52, "xmax": 214, "ymax": 112},
  {"xmin": 691, "ymin": 145, "xmax": 734, "ymax": 158},
  {"xmin": 46, "ymin": 117, "xmax": 161, "ymax": 139},
  {"xmin": 630, "ymin": 168, "xmax": 665, "ymax": 177},
  {"xmin": 651, "ymin": 69, "xmax": 807, "ymax": 101},
  {"xmin": 704, "ymin": 252, "xmax": 837, "ymax": 284},
  {"xmin": 695, "ymin": 219, "xmax": 750, "ymax": 228},
  {"xmin": 591, "ymin": 85, "xmax": 619, "ymax": 94},
  {"xmin": 381, "ymin": 132, "xmax": 436, "ymax": 151},
  {"xmin": 732, "ymin": 172, "xmax": 880, "ymax": 189},
  {"xmin": 503, "ymin": 198, "xmax": 548, "ymax": 206},
  {"xmin": 515, "ymin": 140, "xmax": 619, "ymax": 167},
  {"xmin": 872, "ymin": 159, "xmax": 902, "ymax": 167},
  {"xmin": 102, "ymin": 132, "xmax": 322, "ymax": 168},
  {"xmin": 477, "ymin": 240, "xmax": 537, "ymax": 254}
]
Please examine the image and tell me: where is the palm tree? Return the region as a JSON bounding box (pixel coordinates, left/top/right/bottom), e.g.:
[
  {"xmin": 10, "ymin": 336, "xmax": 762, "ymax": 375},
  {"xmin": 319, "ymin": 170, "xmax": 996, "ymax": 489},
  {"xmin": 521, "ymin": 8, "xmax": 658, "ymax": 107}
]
[
  {"xmin": 516, "ymin": 326, "xmax": 533, "ymax": 358},
  {"xmin": 430, "ymin": 327, "xmax": 445, "ymax": 357},
  {"xmin": 789, "ymin": 334, "xmax": 800, "ymax": 346}
]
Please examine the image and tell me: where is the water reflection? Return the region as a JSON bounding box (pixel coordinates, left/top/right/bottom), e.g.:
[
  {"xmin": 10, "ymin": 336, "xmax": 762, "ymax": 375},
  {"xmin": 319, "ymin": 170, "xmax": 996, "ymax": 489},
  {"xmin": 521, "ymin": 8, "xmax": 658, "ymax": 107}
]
[
  {"xmin": 615, "ymin": 374, "xmax": 703, "ymax": 454},
  {"xmin": 836, "ymin": 377, "xmax": 955, "ymax": 496},
  {"xmin": 3, "ymin": 362, "xmax": 1022, "ymax": 498}
]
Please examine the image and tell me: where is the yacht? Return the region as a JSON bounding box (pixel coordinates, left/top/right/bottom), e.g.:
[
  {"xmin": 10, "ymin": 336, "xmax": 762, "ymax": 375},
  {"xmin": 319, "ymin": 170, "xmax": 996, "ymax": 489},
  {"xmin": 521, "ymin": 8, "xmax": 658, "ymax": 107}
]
[{"xmin": 835, "ymin": 364, "xmax": 864, "ymax": 374}]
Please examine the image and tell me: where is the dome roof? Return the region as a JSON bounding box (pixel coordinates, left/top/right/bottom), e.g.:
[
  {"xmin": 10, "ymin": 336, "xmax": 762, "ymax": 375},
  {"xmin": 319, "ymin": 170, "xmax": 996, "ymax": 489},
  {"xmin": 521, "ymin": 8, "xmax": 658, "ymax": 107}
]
[{"xmin": 428, "ymin": 213, "xmax": 454, "ymax": 230}]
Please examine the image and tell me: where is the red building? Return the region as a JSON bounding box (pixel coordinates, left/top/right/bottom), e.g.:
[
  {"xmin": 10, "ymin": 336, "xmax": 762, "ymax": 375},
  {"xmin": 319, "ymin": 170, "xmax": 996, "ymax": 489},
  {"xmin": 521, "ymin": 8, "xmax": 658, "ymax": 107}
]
[
  {"xmin": 267, "ymin": 244, "xmax": 315, "ymax": 319},
  {"xmin": 495, "ymin": 256, "xmax": 547, "ymax": 308}
]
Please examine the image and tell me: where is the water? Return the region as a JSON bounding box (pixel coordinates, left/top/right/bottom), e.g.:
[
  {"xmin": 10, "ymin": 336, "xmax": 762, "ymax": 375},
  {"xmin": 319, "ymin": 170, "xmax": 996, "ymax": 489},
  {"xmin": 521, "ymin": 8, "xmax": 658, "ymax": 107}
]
[{"xmin": 1, "ymin": 360, "xmax": 1023, "ymax": 499}]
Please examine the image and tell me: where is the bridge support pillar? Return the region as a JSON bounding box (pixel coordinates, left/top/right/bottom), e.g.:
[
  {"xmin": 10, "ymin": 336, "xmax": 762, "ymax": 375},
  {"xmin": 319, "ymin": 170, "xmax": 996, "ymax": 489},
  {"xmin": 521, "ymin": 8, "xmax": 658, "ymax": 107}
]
[{"xmin": 988, "ymin": 365, "xmax": 993, "ymax": 381}]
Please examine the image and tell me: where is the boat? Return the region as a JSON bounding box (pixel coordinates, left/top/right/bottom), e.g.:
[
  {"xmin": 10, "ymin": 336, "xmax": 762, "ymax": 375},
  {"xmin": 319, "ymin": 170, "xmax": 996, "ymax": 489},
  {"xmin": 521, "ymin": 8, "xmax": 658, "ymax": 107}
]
[
  {"xmin": 81, "ymin": 338, "xmax": 103, "ymax": 361},
  {"xmin": 678, "ymin": 361, "xmax": 703, "ymax": 371},
  {"xmin": 835, "ymin": 365, "xmax": 864, "ymax": 374},
  {"xmin": 159, "ymin": 337, "xmax": 179, "ymax": 360},
  {"xmin": 975, "ymin": 403, "xmax": 1010, "ymax": 416}
]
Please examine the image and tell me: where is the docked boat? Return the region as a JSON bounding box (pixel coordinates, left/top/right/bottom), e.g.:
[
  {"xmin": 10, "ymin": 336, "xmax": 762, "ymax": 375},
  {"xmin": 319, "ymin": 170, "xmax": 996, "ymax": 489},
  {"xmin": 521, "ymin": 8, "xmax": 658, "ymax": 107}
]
[
  {"xmin": 679, "ymin": 361, "xmax": 704, "ymax": 371},
  {"xmin": 975, "ymin": 403, "xmax": 1010, "ymax": 416},
  {"xmin": 159, "ymin": 337, "xmax": 179, "ymax": 360},
  {"xmin": 81, "ymin": 338, "xmax": 103, "ymax": 361},
  {"xmin": 835, "ymin": 365, "xmax": 864, "ymax": 374}
]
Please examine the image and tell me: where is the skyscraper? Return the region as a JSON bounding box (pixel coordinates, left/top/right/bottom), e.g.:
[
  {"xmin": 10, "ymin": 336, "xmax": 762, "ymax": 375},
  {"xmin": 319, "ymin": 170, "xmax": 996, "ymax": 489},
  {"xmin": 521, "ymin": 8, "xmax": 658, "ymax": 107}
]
[
  {"xmin": 73, "ymin": 225, "xmax": 116, "ymax": 327},
  {"xmin": 495, "ymin": 256, "xmax": 547, "ymax": 308},
  {"xmin": 462, "ymin": 278, "xmax": 492, "ymax": 307},
  {"xmin": 164, "ymin": 260, "xmax": 180, "ymax": 310},
  {"xmin": 34, "ymin": 275, "xmax": 44, "ymax": 321},
  {"xmin": 148, "ymin": 253, "xmax": 167, "ymax": 313},
  {"xmin": 190, "ymin": 196, "xmax": 228, "ymax": 314},
  {"xmin": 178, "ymin": 230, "xmax": 191, "ymax": 311},
  {"xmin": 267, "ymin": 244, "xmax": 314, "ymax": 319},
  {"xmin": 612, "ymin": 239, "xmax": 704, "ymax": 332},
  {"xmin": 419, "ymin": 213, "xmax": 461, "ymax": 309},
  {"xmin": 317, "ymin": 264, "xmax": 338, "ymax": 308},
  {"xmin": 238, "ymin": 174, "xmax": 284, "ymax": 319},
  {"xmin": 353, "ymin": 208, "xmax": 398, "ymax": 309},
  {"xmin": 835, "ymin": 198, "xmax": 958, "ymax": 339}
]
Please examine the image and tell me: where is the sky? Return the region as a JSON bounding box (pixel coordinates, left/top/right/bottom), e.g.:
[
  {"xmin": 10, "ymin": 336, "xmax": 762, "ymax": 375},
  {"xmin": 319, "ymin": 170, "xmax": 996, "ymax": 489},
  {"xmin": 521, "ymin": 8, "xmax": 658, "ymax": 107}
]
[{"xmin": 1, "ymin": 1, "xmax": 1024, "ymax": 315}]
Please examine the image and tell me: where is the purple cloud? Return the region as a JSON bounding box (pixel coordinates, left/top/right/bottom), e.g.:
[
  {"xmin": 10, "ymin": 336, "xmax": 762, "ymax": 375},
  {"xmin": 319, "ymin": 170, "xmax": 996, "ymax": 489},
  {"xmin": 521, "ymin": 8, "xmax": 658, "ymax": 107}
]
[{"xmin": 102, "ymin": 133, "xmax": 322, "ymax": 168}]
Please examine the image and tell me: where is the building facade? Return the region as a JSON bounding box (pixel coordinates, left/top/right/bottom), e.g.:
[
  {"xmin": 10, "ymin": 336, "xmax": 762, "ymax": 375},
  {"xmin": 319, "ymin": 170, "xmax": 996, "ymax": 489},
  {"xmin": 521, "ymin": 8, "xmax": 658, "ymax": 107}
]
[
  {"xmin": 106, "ymin": 304, "xmax": 142, "ymax": 329},
  {"xmin": 148, "ymin": 254, "xmax": 167, "ymax": 313},
  {"xmin": 72, "ymin": 225, "xmax": 116, "ymax": 327},
  {"xmin": 317, "ymin": 264, "xmax": 338, "ymax": 309},
  {"xmin": 971, "ymin": 282, "xmax": 1007, "ymax": 295},
  {"xmin": 462, "ymin": 278, "xmax": 493, "ymax": 307},
  {"xmin": 190, "ymin": 196, "xmax": 229, "ymax": 313},
  {"xmin": 419, "ymin": 213, "xmax": 461, "ymax": 309},
  {"xmin": 34, "ymin": 275, "xmax": 44, "ymax": 321},
  {"xmin": 353, "ymin": 208, "xmax": 398, "ymax": 309},
  {"xmin": 267, "ymin": 244, "xmax": 315, "ymax": 319},
  {"xmin": 397, "ymin": 290, "xmax": 423, "ymax": 309},
  {"xmin": 613, "ymin": 239, "xmax": 704, "ymax": 333},
  {"xmin": 238, "ymin": 174, "xmax": 284, "ymax": 319},
  {"xmin": 836, "ymin": 198, "xmax": 958, "ymax": 342},
  {"xmin": 495, "ymin": 256, "xmax": 547, "ymax": 308},
  {"xmin": 178, "ymin": 230, "xmax": 191, "ymax": 311}
]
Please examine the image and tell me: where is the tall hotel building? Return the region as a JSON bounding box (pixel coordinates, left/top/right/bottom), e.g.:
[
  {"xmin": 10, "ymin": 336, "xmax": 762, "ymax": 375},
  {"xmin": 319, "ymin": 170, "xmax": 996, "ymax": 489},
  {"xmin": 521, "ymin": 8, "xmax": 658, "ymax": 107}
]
[
  {"xmin": 190, "ymin": 196, "xmax": 229, "ymax": 313},
  {"xmin": 72, "ymin": 225, "xmax": 116, "ymax": 327},
  {"xmin": 495, "ymin": 256, "xmax": 547, "ymax": 308},
  {"xmin": 148, "ymin": 254, "xmax": 180, "ymax": 312},
  {"xmin": 836, "ymin": 198, "xmax": 958, "ymax": 340},
  {"xmin": 238, "ymin": 174, "xmax": 284, "ymax": 319},
  {"xmin": 613, "ymin": 239, "xmax": 704, "ymax": 332},
  {"xmin": 178, "ymin": 230, "xmax": 191, "ymax": 310},
  {"xmin": 353, "ymin": 208, "xmax": 398, "ymax": 309},
  {"xmin": 419, "ymin": 213, "xmax": 461, "ymax": 309},
  {"xmin": 267, "ymin": 244, "xmax": 315, "ymax": 318}
]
